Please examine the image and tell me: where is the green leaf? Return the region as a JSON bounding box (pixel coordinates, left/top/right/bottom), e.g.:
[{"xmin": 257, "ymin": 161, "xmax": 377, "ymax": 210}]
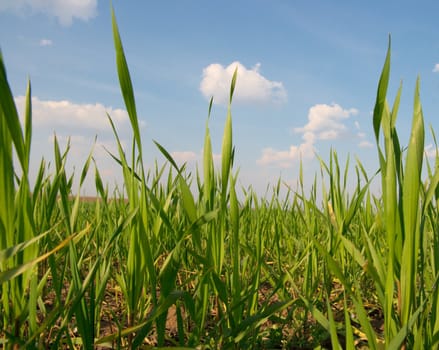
[
  {"xmin": 400, "ymin": 76, "xmax": 424, "ymax": 325},
  {"xmin": 373, "ymin": 36, "xmax": 391, "ymax": 142},
  {"xmin": 0, "ymin": 227, "xmax": 53, "ymax": 263},
  {"xmin": 0, "ymin": 224, "xmax": 89, "ymax": 284},
  {"xmin": 0, "ymin": 51, "xmax": 26, "ymax": 171},
  {"xmin": 23, "ymin": 80, "xmax": 32, "ymax": 174},
  {"xmin": 111, "ymin": 7, "xmax": 142, "ymax": 154}
]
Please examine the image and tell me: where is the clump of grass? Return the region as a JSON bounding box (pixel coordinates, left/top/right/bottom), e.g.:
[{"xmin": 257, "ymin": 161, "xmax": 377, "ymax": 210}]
[{"xmin": 0, "ymin": 8, "xmax": 439, "ymax": 350}]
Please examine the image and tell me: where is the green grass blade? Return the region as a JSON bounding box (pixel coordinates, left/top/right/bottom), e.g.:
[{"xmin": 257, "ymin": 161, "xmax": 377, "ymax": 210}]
[
  {"xmin": 373, "ymin": 36, "xmax": 391, "ymax": 142},
  {"xmin": 0, "ymin": 51, "xmax": 26, "ymax": 171},
  {"xmin": 203, "ymin": 99, "xmax": 214, "ymax": 207},
  {"xmin": 0, "ymin": 224, "xmax": 89, "ymax": 284},
  {"xmin": 111, "ymin": 7, "xmax": 142, "ymax": 154},
  {"xmin": 400, "ymin": 77, "xmax": 424, "ymax": 325},
  {"xmin": 344, "ymin": 296, "xmax": 355, "ymax": 350},
  {"xmin": 220, "ymin": 68, "xmax": 237, "ymax": 201},
  {"xmin": 221, "ymin": 110, "xmax": 232, "ymax": 201},
  {"xmin": 154, "ymin": 140, "xmax": 181, "ymax": 172},
  {"xmin": 327, "ymin": 299, "xmax": 342, "ymax": 350},
  {"xmin": 23, "ymin": 80, "xmax": 32, "ymax": 174},
  {"xmin": 0, "ymin": 228, "xmax": 52, "ymax": 262}
]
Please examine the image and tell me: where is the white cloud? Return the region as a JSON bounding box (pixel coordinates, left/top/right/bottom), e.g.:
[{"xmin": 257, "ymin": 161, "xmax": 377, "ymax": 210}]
[
  {"xmin": 294, "ymin": 103, "xmax": 358, "ymax": 140},
  {"xmin": 43, "ymin": 133, "xmax": 127, "ymax": 195},
  {"xmin": 425, "ymin": 144, "xmax": 438, "ymax": 158},
  {"xmin": 358, "ymin": 140, "xmax": 374, "ymax": 148},
  {"xmin": 170, "ymin": 150, "xmax": 222, "ymax": 167},
  {"xmin": 433, "ymin": 64, "xmax": 439, "ymax": 73},
  {"xmin": 171, "ymin": 151, "xmax": 198, "ymax": 164},
  {"xmin": 200, "ymin": 61, "xmax": 287, "ymax": 105},
  {"xmin": 257, "ymin": 103, "xmax": 358, "ymax": 168},
  {"xmin": 47, "ymin": 133, "xmax": 125, "ymax": 159},
  {"xmin": 12, "ymin": 96, "xmax": 137, "ymax": 196},
  {"xmin": 356, "ymin": 129, "xmax": 374, "ymax": 148},
  {"xmin": 0, "ymin": 0, "xmax": 97, "ymax": 26},
  {"xmin": 48, "ymin": 134, "xmax": 91, "ymax": 158},
  {"xmin": 39, "ymin": 38, "xmax": 53, "ymax": 46},
  {"xmin": 14, "ymin": 96, "xmax": 130, "ymax": 131},
  {"xmin": 258, "ymin": 142, "xmax": 314, "ymax": 169}
]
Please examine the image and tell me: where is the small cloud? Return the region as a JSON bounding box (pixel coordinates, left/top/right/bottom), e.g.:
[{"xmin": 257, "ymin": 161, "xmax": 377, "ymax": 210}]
[
  {"xmin": 0, "ymin": 0, "xmax": 98, "ymax": 26},
  {"xmin": 200, "ymin": 61, "xmax": 287, "ymax": 105},
  {"xmin": 425, "ymin": 144, "xmax": 438, "ymax": 158},
  {"xmin": 294, "ymin": 103, "xmax": 358, "ymax": 140},
  {"xmin": 47, "ymin": 134, "xmax": 125, "ymax": 159},
  {"xmin": 257, "ymin": 141, "xmax": 314, "ymax": 169},
  {"xmin": 433, "ymin": 64, "xmax": 439, "ymax": 73},
  {"xmin": 257, "ymin": 103, "xmax": 358, "ymax": 167},
  {"xmin": 39, "ymin": 38, "xmax": 53, "ymax": 46},
  {"xmin": 356, "ymin": 128, "xmax": 374, "ymax": 148},
  {"xmin": 47, "ymin": 134, "xmax": 90, "ymax": 157},
  {"xmin": 170, "ymin": 151, "xmax": 198, "ymax": 164},
  {"xmin": 14, "ymin": 96, "xmax": 130, "ymax": 132},
  {"xmin": 169, "ymin": 150, "xmax": 222, "ymax": 167}
]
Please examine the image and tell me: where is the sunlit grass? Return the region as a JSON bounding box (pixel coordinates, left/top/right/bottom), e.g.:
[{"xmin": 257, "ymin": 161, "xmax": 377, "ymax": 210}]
[{"xmin": 0, "ymin": 9, "xmax": 438, "ymax": 350}]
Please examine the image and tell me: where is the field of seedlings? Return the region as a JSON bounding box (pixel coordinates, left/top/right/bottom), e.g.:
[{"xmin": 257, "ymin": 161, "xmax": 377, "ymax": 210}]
[{"xmin": 1, "ymin": 10, "xmax": 439, "ymax": 350}]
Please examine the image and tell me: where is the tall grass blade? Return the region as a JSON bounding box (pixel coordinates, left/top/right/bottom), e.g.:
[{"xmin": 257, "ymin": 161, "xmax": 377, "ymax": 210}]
[
  {"xmin": 0, "ymin": 52, "xmax": 26, "ymax": 170},
  {"xmin": 0, "ymin": 224, "xmax": 89, "ymax": 284},
  {"xmin": 400, "ymin": 77, "xmax": 424, "ymax": 326},
  {"xmin": 111, "ymin": 7, "xmax": 142, "ymax": 154},
  {"xmin": 373, "ymin": 36, "xmax": 391, "ymax": 142}
]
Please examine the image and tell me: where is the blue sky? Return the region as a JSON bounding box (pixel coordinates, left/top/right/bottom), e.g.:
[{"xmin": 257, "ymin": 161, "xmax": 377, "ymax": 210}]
[{"xmin": 1, "ymin": 0, "xmax": 439, "ymax": 196}]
